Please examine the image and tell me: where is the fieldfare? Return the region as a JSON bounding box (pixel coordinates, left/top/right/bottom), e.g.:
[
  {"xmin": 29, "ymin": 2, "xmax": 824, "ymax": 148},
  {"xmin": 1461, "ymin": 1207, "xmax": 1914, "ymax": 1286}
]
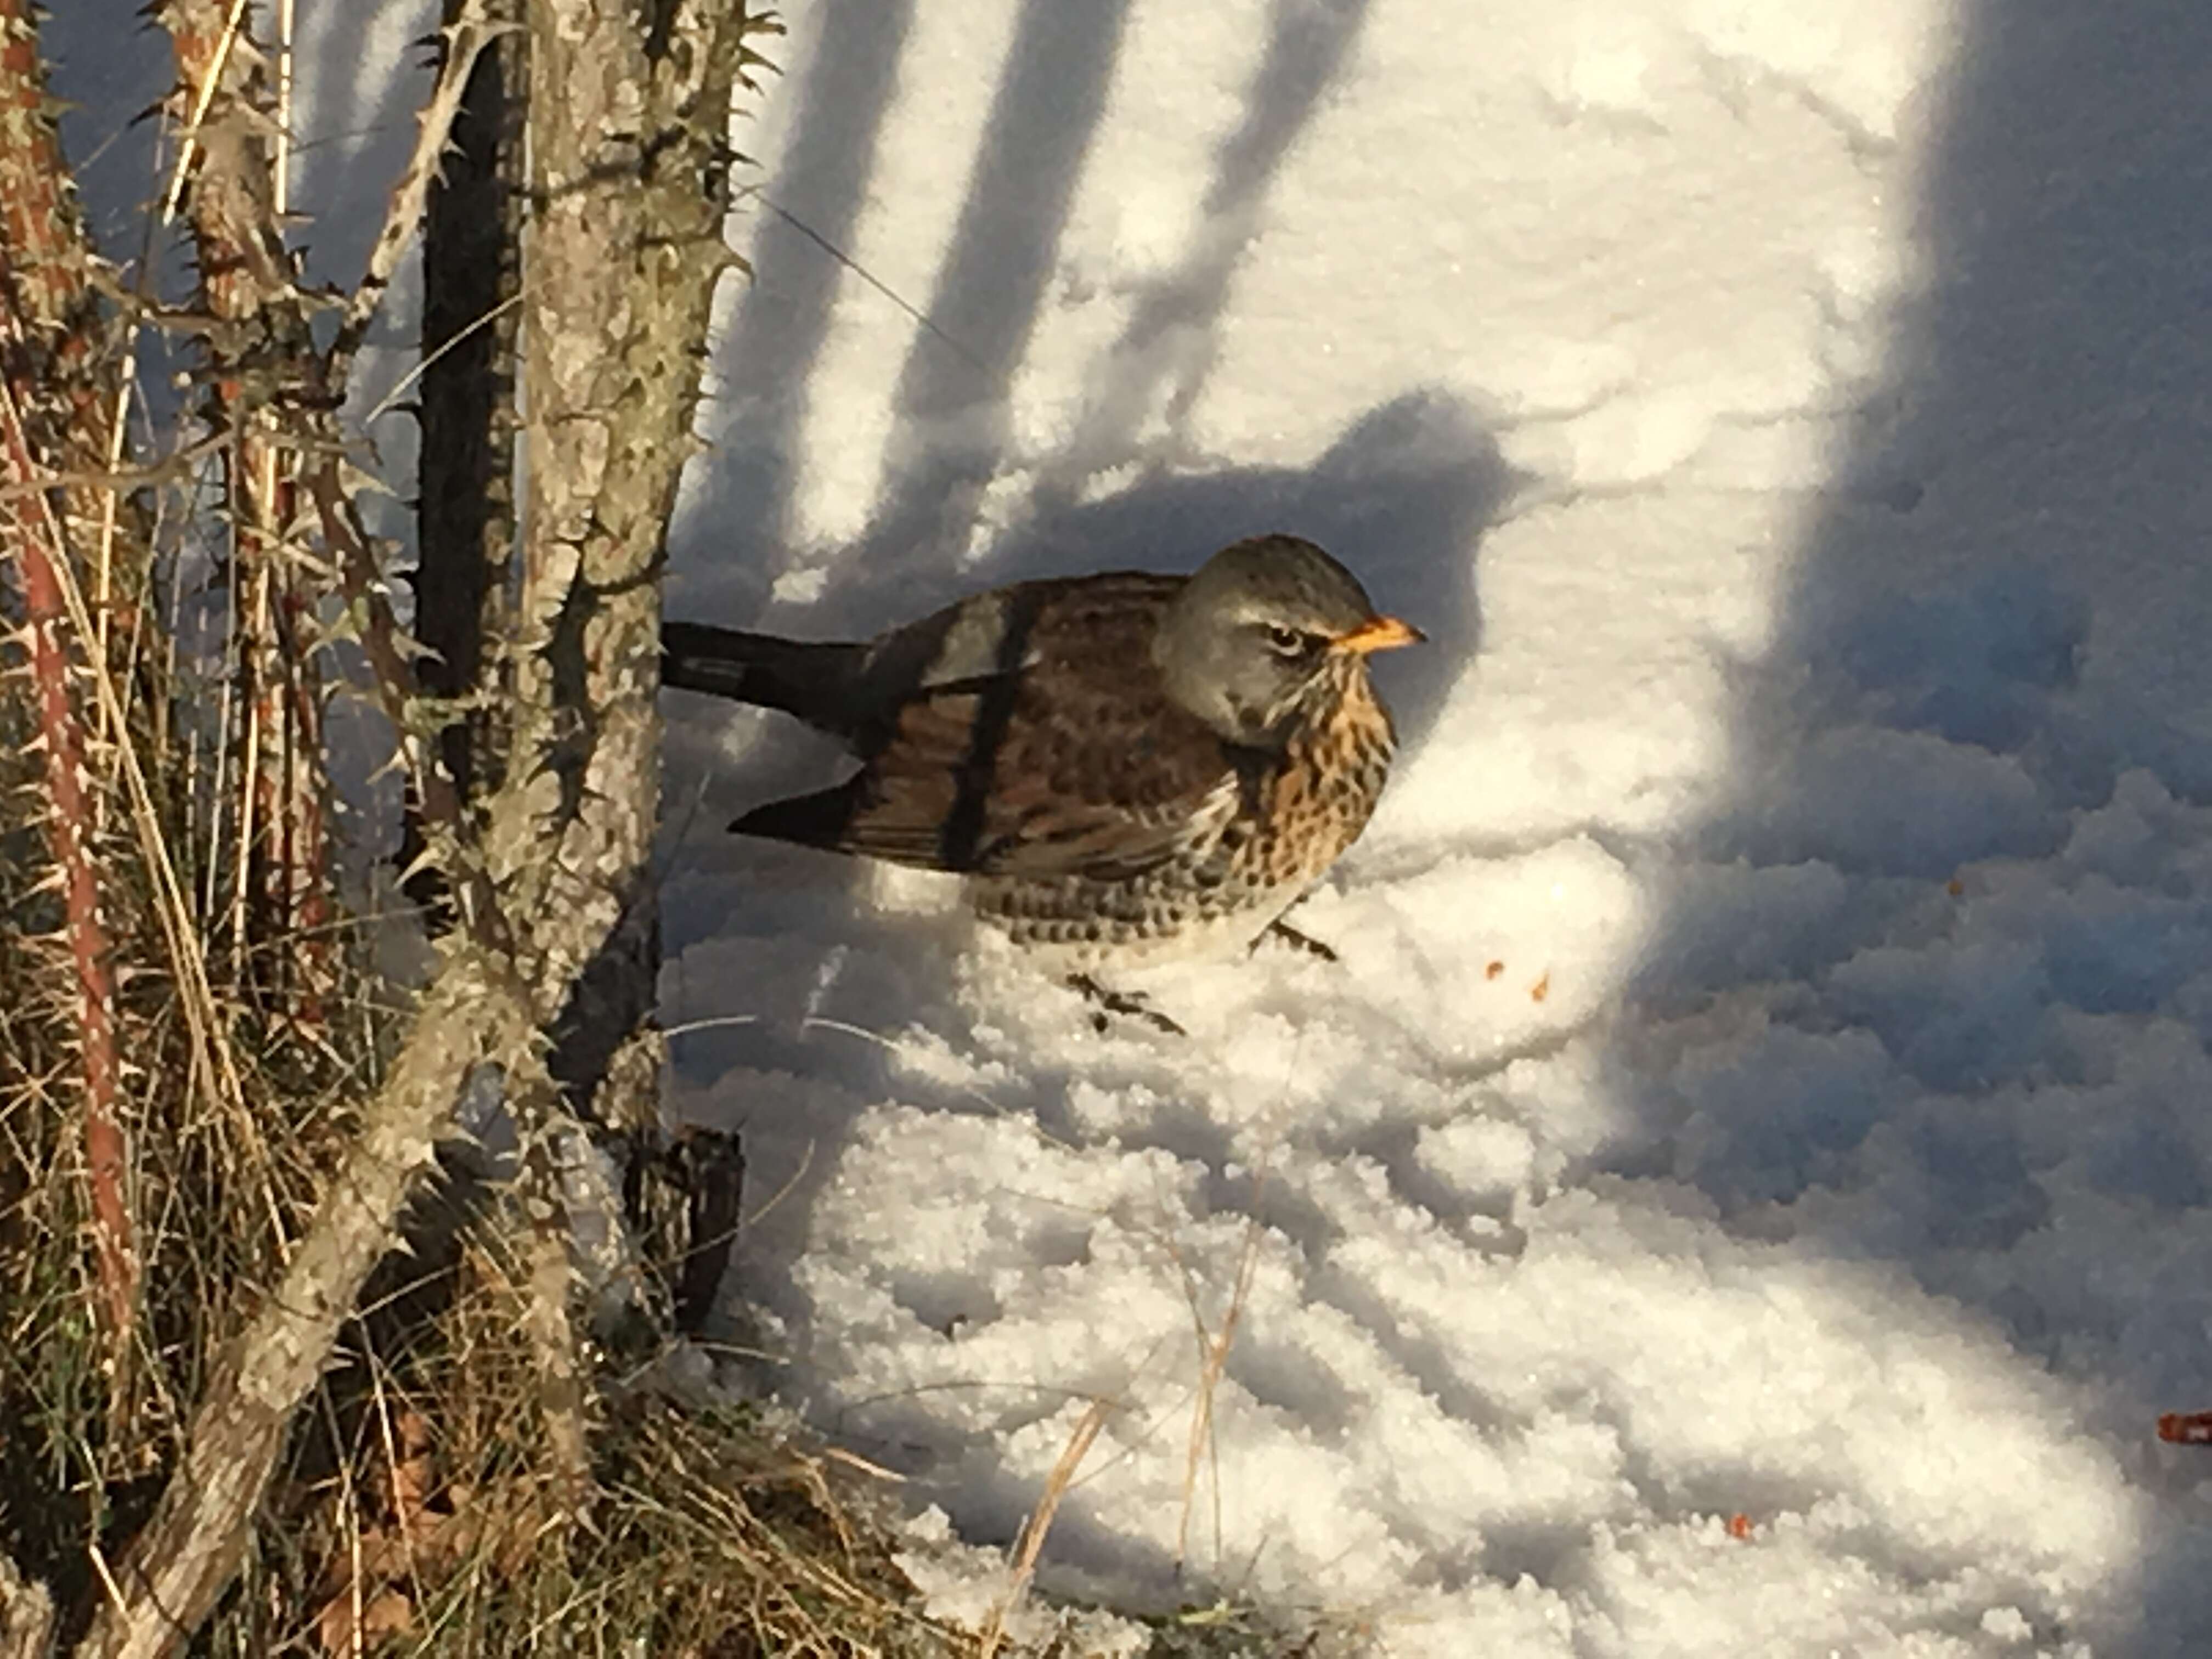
[{"xmin": 662, "ymin": 534, "xmax": 1422, "ymax": 1030}]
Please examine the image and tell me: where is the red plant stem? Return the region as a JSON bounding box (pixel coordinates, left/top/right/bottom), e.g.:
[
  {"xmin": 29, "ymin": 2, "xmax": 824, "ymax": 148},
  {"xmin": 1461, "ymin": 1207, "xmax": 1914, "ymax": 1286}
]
[
  {"xmin": 0, "ymin": 1, "xmax": 136, "ymax": 1352},
  {"xmin": 0, "ymin": 399, "xmax": 135, "ymax": 1350},
  {"xmin": 237, "ymin": 455, "xmax": 332, "ymax": 1019}
]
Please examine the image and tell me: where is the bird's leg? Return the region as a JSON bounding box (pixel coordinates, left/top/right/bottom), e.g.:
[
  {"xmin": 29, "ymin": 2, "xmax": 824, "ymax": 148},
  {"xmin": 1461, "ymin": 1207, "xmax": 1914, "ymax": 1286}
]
[
  {"xmin": 1066, "ymin": 975, "xmax": 1187, "ymax": 1037},
  {"xmin": 1259, "ymin": 918, "xmax": 1339, "ymax": 962}
]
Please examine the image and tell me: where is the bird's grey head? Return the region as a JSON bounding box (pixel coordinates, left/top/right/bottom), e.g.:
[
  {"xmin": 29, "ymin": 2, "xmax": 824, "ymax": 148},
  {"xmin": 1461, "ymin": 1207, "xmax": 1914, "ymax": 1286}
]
[{"xmin": 1153, "ymin": 534, "xmax": 1423, "ymax": 748}]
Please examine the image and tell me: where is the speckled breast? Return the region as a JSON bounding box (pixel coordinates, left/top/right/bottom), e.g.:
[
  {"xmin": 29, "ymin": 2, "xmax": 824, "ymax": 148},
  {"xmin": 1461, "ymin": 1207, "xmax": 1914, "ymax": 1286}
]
[
  {"xmin": 1240, "ymin": 665, "xmax": 1397, "ymax": 893},
  {"xmin": 972, "ymin": 663, "xmax": 1398, "ymax": 968}
]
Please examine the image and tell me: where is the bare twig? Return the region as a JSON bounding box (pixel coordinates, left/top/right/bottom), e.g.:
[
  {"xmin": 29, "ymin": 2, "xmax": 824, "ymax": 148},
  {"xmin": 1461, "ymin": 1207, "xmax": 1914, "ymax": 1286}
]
[
  {"xmin": 306, "ymin": 463, "xmax": 512, "ymax": 960},
  {"xmin": 365, "ymin": 290, "xmax": 522, "ymax": 427},
  {"xmin": 0, "ymin": 0, "xmax": 140, "ymax": 1392},
  {"xmin": 0, "ymin": 351, "xmax": 249, "ymax": 1138},
  {"xmin": 155, "ymin": 0, "xmax": 255, "ymax": 225},
  {"xmin": 323, "ymin": 2, "xmax": 504, "ymax": 399},
  {"xmin": 0, "ymin": 428, "xmax": 232, "ymax": 500}
]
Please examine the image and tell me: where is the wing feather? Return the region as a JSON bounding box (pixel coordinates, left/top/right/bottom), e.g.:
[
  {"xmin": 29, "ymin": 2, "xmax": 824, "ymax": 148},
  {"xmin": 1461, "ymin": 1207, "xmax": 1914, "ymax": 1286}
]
[{"xmin": 816, "ymin": 573, "xmax": 1241, "ymax": 879}]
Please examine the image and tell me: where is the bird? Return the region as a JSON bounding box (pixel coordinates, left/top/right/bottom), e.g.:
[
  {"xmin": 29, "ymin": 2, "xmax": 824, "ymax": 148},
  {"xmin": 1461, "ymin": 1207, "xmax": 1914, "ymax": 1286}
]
[{"xmin": 661, "ymin": 534, "xmax": 1423, "ymax": 1031}]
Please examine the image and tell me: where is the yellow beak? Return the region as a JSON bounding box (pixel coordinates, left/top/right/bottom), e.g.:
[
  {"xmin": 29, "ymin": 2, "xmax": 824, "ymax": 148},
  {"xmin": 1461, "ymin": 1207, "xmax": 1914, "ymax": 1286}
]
[{"xmin": 1333, "ymin": 614, "xmax": 1425, "ymax": 655}]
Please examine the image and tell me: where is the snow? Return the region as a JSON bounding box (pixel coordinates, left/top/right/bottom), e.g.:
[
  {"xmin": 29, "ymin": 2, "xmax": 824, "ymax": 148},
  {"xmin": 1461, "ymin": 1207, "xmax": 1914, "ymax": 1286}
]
[{"xmin": 50, "ymin": 0, "xmax": 2212, "ymax": 1651}]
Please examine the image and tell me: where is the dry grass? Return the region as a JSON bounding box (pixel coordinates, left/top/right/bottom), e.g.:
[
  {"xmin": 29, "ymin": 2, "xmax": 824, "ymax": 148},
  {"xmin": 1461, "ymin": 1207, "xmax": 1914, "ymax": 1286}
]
[
  {"xmin": 0, "ymin": 908, "xmax": 981, "ymax": 1656},
  {"xmin": 242, "ymin": 1227, "xmax": 979, "ymax": 1659},
  {"xmin": 0, "ymin": 636, "xmax": 362, "ymax": 1625}
]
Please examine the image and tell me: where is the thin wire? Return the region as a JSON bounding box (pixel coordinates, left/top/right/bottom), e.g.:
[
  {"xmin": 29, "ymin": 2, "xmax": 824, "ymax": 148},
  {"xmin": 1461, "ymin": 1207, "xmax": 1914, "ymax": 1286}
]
[{"xmin": 744, "ymin": 188, "xmax": 989, "ymax": 380}]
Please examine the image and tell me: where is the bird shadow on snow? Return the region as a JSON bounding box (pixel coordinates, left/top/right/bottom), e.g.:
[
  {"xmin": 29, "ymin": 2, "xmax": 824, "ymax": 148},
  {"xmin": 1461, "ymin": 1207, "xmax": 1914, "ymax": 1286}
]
[{"xmin": 1602, "ymin": 1, "xmax": 2212, "ymax": 1649}]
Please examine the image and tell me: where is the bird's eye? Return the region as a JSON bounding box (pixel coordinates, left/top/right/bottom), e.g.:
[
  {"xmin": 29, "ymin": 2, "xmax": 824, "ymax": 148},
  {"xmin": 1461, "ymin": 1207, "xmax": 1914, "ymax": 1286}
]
[{"xmin": 1262, "ymin": 623, "xmax": 1310, "ymax": 657}]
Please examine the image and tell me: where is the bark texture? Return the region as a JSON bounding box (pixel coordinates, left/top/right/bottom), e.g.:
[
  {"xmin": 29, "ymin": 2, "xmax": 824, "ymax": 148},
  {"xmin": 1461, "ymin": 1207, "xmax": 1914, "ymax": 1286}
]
[
  {"xmin": 501, "ymin": 0, "xmax": 751, "ymax": 1062},
  {"xmin": 497, "ymin": 0, "xmax": 758, "ymax": 1335}
]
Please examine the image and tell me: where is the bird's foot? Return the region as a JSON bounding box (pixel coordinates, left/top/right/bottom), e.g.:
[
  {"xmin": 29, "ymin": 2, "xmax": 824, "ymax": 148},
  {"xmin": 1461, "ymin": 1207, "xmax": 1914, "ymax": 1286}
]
[
  {"xmin": 1067, "ymin": 974, "xmax": 1187, "ymax": 1037},
  {"xmin": 1259, "ymin": 918, "xmax": 1339, "ymax": 962}
]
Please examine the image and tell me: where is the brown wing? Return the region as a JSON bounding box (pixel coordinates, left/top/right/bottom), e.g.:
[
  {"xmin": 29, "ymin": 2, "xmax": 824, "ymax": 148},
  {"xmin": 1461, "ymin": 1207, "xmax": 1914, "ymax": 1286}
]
[{"xmin": 831, "ymin": 572, "xmax": 1244, "ymax": 878}]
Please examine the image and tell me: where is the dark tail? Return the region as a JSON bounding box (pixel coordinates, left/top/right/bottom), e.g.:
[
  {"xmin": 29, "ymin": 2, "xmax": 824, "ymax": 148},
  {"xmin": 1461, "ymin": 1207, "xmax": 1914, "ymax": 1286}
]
[
  {"xmin": 727, "ymin": 775, "xmax": 870, "ymax": 853},
  {"xmin": 661, "ymin": 622, "xmax": 867, "ymax": 738}
]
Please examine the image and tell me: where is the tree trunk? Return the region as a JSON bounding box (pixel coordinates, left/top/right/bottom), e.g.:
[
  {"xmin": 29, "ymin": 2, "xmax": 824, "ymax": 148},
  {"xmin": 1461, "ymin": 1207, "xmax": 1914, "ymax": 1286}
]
[{"xmin": 495, "ymin": 0, "xmax": 759, "ymax": 1328}]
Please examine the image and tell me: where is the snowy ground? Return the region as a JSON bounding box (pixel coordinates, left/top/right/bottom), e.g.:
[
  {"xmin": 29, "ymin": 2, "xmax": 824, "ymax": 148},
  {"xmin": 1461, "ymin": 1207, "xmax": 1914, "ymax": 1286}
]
[{"xmin": 54, "ymin": 0, "xmax": 2212, "ymax": 1652}]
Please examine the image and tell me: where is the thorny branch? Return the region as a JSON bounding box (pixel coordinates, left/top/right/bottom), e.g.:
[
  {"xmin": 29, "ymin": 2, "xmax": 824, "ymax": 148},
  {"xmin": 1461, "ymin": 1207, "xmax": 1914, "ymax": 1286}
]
[
  {"xmin": 0, "ymin": 357, "xmax": 135, "ymax": 1381},
  {"xmin": 0, "ymin": 0, "xmax": 138, "ymax": 1394}
]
